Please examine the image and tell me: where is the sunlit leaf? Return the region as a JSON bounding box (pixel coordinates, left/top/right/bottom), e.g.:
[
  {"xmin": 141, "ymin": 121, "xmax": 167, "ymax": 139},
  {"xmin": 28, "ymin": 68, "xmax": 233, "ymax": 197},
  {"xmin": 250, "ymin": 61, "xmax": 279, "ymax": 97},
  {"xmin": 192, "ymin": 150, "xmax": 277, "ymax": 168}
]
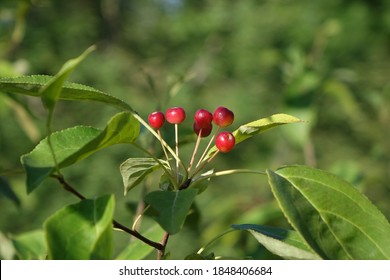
[
  {"xmin": 207, "ymin": 113, "xmax": 302, "ymax": 156},
  {"xmin": 233, "ymin": 113, "xmax": 303, "ymax": 144},
  {"xmin": 21, "ymin": 112, "xmax": 140, "ymax": 192},
  {"xmin": 0, "ymin": 75, "xmax": 132, "ymax": 111},
  {"xmin": 40, "ymin": 46, "xmax": 96, "ymax": 114},
  {"xmin": 44, "ymin": 195, "xmax": 114, "ymax": 260},
  {"xmin": 267, "ymin": 165, "xmax": 390, "ymax": 259}
]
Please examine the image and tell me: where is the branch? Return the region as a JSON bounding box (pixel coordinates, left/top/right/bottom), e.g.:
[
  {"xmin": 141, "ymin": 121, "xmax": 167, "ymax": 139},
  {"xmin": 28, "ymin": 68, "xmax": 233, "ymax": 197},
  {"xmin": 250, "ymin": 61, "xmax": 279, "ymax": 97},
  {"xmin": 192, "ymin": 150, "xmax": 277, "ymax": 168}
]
[
  {"xmin": 157, "ymin": 232, "xmax": 170, "ymax": 260},
  {"xmin": 51, "ymin": 174, "xmax": 164, "ymax": 252},
  {"xmin": 112, "ymin": 220, "xmax": 164, "ymax": 251}
]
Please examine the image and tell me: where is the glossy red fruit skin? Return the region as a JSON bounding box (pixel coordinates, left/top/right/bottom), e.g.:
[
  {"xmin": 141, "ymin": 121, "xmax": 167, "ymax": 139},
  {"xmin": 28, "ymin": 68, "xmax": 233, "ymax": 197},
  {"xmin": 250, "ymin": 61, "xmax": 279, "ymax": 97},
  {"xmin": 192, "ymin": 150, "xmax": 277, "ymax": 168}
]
[
  {"xmin": 166, "ymin": 107, "xmax": 186, "ymax": 124},
  {"xmin": 215, "ymin": 131, "xmax": 235, "ymax": 153},
  {"xmin": 194, "ymin": 109, "xmax": 213, "ymax": 128},
  {"xmin": 213, "ymin": 106, "xmax": 234, "ymax": 127},
  {"xmin": 193, "ymin": 122, "xmax": 212, "ymax": 138},
  {"xmin": 148, "ymin": 111, "xmax": 165, "ymax": 129}
]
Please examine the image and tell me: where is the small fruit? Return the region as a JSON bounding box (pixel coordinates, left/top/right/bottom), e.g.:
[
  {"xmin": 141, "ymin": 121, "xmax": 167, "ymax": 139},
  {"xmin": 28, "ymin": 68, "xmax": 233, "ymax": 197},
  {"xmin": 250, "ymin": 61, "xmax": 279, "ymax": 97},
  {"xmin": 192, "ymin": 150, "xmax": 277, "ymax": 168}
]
[
  {"xmin": 215, "ymin": 131, "xmax": 235, "ymax": 153},
  {"xmin": 193, "ymin": 122, "xmax": 212, "ymax": 137},
  {"xmin": 148, "ymin": 111, "xmax": 165, "ymax": 129},
  {"xmin": 213, "ymin": 106, "xmax": 234, "ymax": 127},
  {"xmin": 194, "ymin": 109, "xmax": 213, "ymax": 128},
  {"xmin": 166, "ymin": 107, "xmax": 186, "ymax": 124}
]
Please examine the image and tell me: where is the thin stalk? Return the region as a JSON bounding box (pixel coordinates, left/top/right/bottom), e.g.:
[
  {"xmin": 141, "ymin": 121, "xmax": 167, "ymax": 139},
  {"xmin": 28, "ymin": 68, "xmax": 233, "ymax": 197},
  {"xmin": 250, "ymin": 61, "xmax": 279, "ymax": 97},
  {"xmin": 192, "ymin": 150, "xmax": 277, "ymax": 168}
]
[
  {"xmin": 190, "ymin": 150, "xmax": 219, "ymax": 179},
  {"xmin": 175, "ymin": 123, "xmax": 180, "ymax": 183},
  {"xmin": 197, "ymin": 228, "xmax": 237, "ymax": 255},
  {"xmin": 196, "ymin": 127, "xmax": 220, "ymax": 168},
  {"xmin": 157, "ymin": 130, "xmax": 173, "ymax": 169},
  {"xmin": 132, "ymin": 113, "xmax": 188, "ymax": 180},
  {"xmin": 187, "ymin": 130, "xmax": 202, "ymax": 173},
  {"xmin": 132, "ymin": 142, "xmax": 178, "ymax": 189},
  {"xmin": 132, "ymin": 205, "xmax": 150, "ymax": 231},
  {"xmin": 212, "ymin": 169, "xmax": 266, "ymax": 177},
  {"xmin": 194, "ymin": 169, "xmax": 266, "ymax": 184}
]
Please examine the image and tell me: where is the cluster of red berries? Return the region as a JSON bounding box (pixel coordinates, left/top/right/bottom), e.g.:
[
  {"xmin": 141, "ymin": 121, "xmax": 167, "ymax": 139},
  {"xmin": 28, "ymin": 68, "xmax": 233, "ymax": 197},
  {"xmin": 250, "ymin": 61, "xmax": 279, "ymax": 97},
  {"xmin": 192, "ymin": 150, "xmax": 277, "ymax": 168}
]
[{"xmin": 148, "ymin": 106, "xmax": 235, "ymax": 153}]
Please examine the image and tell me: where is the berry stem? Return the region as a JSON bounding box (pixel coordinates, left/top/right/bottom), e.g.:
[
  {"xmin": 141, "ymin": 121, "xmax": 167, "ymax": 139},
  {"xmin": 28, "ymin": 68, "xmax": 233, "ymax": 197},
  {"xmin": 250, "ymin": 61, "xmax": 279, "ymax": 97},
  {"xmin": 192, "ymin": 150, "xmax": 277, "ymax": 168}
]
[
  {"xmin": 197, "ymin": 169, "xmax": 266, "ymax": 183},
  {"xmin": 175, "ymin": 123, "xmax": 180, "ymax": 184},
  {"xmin": 157, "ymin": 130, "xmax": 173, "ymax": 169},
  {"xmin": 190, "ymin": 150, "xmax": 220, "ymax": 179},
  {"xmin": 195, "ymin": 126, "xmax": 220, "ymax": 168},
  {"xmin": 132, "ymin": 112, "xmax": 188, "ymax": 180},
  {"xmin": 133, "ymin": 142, "xmax": 178, "ymax": 189},
  {"xmin": 188, "ymin": 129, "xmax": 203, "ymax": 173}
]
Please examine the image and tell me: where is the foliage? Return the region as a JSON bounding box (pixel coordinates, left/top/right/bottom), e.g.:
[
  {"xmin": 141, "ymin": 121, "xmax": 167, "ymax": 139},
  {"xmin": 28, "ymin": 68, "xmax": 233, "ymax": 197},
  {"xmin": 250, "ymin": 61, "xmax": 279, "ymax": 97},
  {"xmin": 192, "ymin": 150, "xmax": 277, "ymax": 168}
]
[
  {"xmin": 1, "ymin": 0, "xmax": 390, "ymax": 260},
  {"xmin": 1, "ymin": 47, "xmax": 389, "ymax": 260}
]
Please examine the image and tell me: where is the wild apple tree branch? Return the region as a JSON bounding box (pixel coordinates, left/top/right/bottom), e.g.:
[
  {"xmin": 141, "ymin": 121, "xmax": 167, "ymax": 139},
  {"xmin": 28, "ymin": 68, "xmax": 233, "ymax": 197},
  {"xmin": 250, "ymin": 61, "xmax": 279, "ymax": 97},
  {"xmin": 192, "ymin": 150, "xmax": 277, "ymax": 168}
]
[{"xmin": 51, "ymin": 174, "xmax": 165, "ymax": 252}]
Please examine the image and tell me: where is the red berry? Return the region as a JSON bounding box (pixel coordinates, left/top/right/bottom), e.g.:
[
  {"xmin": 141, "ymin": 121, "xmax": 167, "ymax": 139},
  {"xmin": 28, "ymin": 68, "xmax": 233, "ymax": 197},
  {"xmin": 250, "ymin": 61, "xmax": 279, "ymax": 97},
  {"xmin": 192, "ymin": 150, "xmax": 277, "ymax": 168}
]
[
  {"xmin": 148, "ymin": 111, "xmax": 165, "ymax": 129},
  {"xmin": 213, "ymin": 106, "xmax": 234, "ymax": 127},
  {"xmin": 194, "ymin": 109, "xmax": 213, "ymax": 128},
  {"xmin": 193, "ymin": 122, "xmax": 212, "ymax": 138},
  {"xmin": 215, "ymin": 131, "xmax": 235, "ymax": 153},
  {"xmin": 166, "ymin": 107, "xmax": 186, "ymax": 124}
]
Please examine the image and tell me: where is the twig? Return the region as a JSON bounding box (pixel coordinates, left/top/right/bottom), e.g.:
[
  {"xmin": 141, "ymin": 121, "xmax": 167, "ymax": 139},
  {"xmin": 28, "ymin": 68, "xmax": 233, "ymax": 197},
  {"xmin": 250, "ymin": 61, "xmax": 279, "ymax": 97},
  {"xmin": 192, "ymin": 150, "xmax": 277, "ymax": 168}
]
[
  {"xmin": 51, "ymin": 174, "xmax": 164, "ymax": 252},
  {"xmin": 112, "ymin": 221, "xmax": 164, "ymax": 251},
  {"xmin": 157, "ymin": 232, "xmax": 170, "ymax": 260}
]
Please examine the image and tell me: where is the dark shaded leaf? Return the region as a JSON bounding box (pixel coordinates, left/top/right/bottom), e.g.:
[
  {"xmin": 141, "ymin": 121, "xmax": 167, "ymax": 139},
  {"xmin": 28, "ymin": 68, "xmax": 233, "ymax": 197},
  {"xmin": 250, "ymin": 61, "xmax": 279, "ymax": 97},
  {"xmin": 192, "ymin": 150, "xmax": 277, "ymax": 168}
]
[
  {"xmin": 0, "ymin": 176, "xmax": 20, "ymax": 207},
  {"xmin": 144, "ymin": 189, "xmax": 198, "ymax": 234}
]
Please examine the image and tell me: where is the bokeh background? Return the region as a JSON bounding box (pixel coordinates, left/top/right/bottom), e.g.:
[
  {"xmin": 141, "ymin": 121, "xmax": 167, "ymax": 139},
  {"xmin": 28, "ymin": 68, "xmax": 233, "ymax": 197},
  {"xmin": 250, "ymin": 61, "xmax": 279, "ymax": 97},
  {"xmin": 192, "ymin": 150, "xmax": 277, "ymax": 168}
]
[{"xmin": 1, "ymin": 0, "xmax": 390, "ymax": 259}]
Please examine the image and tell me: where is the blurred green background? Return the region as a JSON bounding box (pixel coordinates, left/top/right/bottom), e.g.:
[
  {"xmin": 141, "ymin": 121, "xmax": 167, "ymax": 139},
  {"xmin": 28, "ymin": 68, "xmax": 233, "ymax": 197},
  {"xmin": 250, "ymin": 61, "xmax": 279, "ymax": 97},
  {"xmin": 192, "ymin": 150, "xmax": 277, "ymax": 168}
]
[{"xmin": 1, "ymin": 0, "xmax": 390, "ymax": 259}]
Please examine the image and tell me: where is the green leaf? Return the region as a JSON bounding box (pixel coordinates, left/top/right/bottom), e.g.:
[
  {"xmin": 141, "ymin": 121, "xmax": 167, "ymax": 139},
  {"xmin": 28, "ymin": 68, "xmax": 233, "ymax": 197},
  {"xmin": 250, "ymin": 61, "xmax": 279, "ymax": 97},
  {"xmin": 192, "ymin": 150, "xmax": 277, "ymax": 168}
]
[
  {"xmin": 0, "ymin": 176, "xmax": 20, "ymax": 207},
  {"xmin": 232, "ymin": 224, "xmax": 321, "ymax": 260},
  {"xmin": 159, "ymin": 172, "xmax": 175, "ymax": 191},
  {"xmin": 116, "ymin": 224, "xmax": 164, "ymax": 260},
  {"xmin": 144, "ymin": 188, "xmax": 198, "ymax": 234},
  {"xmin": 12, "ymin": 230, "xmax": 46, "ymax": 260},
  {"xmin": 21, "ymin": 112, "xmax": 140, "ymax": 193},
  {"xmin": 191, "ymin": 169, "xmax": 213, "ymax": 194},
  {"xmin": 40, "ymin": 46, "xmax": 96, "ymax": 113},
  {"xmin": 120, "ymin": 158, "xmax": 167, "ymax": 195},
  {"xmin": 0, "ymin": 75, "xmax": 132, "ymax": 111},
  {"xmin": 207, "ymin": 113, "xmax": 302, "ymax": 156},
  {"xmin": 267, "ymin": 165, "xmax": 390, "ymax": 260},
  {"xmin": 44, "ymin": 195, "xmax": 115, "ymax": 260},
  {"xmin": 233, "ymin": 113, "xmax": 303, "ymax": 144}
]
